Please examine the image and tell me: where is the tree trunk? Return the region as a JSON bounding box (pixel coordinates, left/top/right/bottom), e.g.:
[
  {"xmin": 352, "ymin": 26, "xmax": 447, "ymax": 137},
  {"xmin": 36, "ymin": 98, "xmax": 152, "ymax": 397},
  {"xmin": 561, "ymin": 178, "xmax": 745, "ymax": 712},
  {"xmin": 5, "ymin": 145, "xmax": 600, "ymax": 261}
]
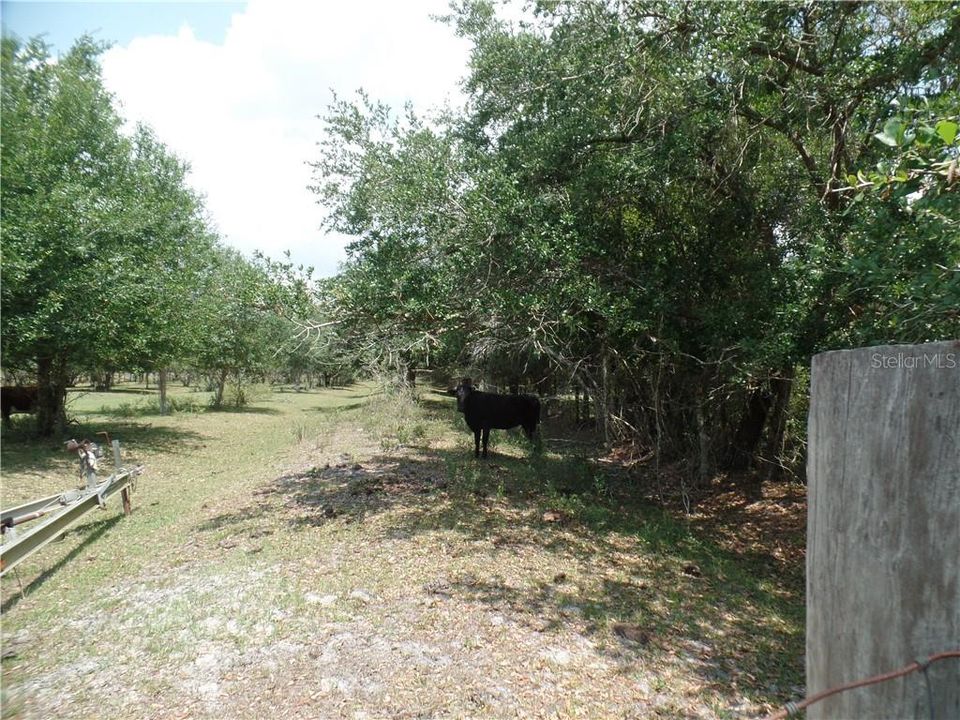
[
  {"xmin": 723, "ymin": 383, "xmax": 774, "ymax": 471},
  {"xmin": 36, "ymin": 356, "xmax": 68, "ymax": 437},
  {"xmin": 763, "ymin": 369, "xmax": 794, "ymax": 481},
  {"xmin": 598, "ymin": 353, "xmax": 611, "ymax": 444},
  {"xmin": 213, "ymin": 369, "xmax": 228, "ymax": 408},
  {"xmin": 696, "ymin": 395, "xmax": 710, "ymax": 485},
  {"xmin": 158, "ymin": 368, "xmax": 169, "ymax": 415}
]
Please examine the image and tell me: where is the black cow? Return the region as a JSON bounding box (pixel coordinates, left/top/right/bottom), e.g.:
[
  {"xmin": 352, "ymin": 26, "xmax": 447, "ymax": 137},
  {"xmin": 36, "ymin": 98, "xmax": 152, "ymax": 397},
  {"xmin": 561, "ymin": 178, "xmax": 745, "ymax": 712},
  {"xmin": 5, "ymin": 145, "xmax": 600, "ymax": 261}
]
[
  {"xmin": 451, "ymin": 378, "xmax": 540, "ymax": 458},
  {"xmin": 1, "ymin": 386, "xmax": 39, "ymax": 428}
]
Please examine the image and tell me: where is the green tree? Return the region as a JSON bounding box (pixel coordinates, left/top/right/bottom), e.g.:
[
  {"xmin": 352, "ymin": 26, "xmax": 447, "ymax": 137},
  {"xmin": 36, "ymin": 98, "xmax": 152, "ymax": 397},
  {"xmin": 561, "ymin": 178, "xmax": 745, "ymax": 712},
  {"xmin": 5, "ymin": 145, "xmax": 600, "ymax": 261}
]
[
  {"xmin": 1, "ymin": 37, "xmax": 219, "ymax": 432},
  {"xmin": 191, "ymin": 248, "xmax": 284, "ymax": 407},
  {"xmin": 832, "ymin": 97, "xmax": 960, "ymax": 344},
  {"xmin": 447, "ymin": 0, "xmax": 959, "ymax": 474},
  {"xmin": 311, "ymin": 0, "xmax": 959, "ymax": 486},
  {"xmin": 312, "ymin": 94, "xmax": 468, "ymax": 384}
]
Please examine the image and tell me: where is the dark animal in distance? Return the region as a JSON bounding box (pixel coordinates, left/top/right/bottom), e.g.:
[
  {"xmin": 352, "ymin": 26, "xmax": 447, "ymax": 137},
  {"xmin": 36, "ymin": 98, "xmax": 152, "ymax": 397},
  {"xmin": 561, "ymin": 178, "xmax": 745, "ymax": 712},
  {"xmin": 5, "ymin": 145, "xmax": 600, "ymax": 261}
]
[
  {"xmin": 450, "ymin": 378, "xmax": 540, "ymax": 458},
  {"xmin": 1, "ymin": 386, "xmax": 39, "ymax": 428}
]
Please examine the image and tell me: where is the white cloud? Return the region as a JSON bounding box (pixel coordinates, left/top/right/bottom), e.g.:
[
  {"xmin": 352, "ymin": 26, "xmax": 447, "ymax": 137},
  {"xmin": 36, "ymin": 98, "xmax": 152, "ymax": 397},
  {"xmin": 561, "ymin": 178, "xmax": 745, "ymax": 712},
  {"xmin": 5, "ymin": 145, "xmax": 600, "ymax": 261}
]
[{"xmin": 100, "ymin": 0, "xmax": 470, "ymax": 277}]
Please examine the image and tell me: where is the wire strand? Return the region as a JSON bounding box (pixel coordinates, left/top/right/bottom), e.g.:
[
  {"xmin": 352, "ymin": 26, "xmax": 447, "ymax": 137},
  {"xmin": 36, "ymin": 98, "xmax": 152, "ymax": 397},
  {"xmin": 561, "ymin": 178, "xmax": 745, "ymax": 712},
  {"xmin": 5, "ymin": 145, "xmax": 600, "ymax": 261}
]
[{"xmin": 765, "ymin": 650, "xmax": 960, "ymax": 720}]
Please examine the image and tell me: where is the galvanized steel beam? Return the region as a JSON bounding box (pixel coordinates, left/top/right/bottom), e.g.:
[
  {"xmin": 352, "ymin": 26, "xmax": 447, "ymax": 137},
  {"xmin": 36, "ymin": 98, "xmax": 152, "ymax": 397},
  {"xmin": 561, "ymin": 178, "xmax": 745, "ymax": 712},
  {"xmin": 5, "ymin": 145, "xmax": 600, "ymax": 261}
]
[
  {"xmin": 1, "ymin": 493, "xmax": 64, "ymax": 526},
  {"xmin": 0, "ymin": 467, "xmax": 142, "ymax": 577}
]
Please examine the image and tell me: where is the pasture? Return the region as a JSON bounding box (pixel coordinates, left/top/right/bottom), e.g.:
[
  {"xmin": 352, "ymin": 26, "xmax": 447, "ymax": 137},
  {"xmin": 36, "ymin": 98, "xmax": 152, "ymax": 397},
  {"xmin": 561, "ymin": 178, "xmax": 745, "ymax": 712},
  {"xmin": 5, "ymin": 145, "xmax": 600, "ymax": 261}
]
[{"xmin": 1, "ymin": 382, "xmax": 805, "ymax": 719}]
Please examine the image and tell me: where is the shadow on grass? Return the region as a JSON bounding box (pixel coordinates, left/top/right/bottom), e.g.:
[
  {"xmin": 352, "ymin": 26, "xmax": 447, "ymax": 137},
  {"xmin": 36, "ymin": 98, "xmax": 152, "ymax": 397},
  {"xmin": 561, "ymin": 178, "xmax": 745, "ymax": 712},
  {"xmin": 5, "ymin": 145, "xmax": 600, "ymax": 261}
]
[
  {"xmin": 206, "ymin": 405, "xmax": 282, "ymax": 416},
  {"xmin": 306, "ymin": 402, "xmax": 365, "ymax": 414},
  {"xmin": 94, "ymin": 404, "xmax": 284, "ymax": 420},
  {"xmin": 0, "ymin": 421, "xmax": 207, "ymax": 475},
  {"xmin": 194, "ymin": 502, "xmax": 278, "ymax": 534},
  {"xmin": 1, "ymin": 514, "xmax": 123, "ymax": 613},
  {"xmin": 194, "ymin": 423, "xmax": 804, "ymax": 707},
  {"xmin": 273, "ymin": 386, "xmax": 354, "ymax": 394},
  {"xmin": 69, "ymin": 386, "xmax": 159, "ymax": 396}
]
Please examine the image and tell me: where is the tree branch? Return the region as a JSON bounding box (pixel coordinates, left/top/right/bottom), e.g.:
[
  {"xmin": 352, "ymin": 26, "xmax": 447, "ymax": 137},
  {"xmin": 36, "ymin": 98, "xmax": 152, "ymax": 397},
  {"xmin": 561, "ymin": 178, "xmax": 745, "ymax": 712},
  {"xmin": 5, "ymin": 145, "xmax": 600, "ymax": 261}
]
[
  {"xmin": 733, "ymin": 101, "xmax": 825, "ymax": 198},
  {"xmin": 747, "ymin": 42, "xmax": 824, "ymax": 77}
]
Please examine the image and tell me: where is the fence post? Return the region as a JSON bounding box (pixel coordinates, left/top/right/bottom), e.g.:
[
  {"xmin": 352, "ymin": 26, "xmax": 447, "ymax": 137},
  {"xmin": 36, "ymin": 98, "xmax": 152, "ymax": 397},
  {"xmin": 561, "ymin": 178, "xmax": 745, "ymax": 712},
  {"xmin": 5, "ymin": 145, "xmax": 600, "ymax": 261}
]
[
  {"xmin": 113, "ymin": 439, "xmax": 132, "ymax": 516},
  {"xmin": 807, "ymin": 341, "xmax": 959, "ymax": 718}
]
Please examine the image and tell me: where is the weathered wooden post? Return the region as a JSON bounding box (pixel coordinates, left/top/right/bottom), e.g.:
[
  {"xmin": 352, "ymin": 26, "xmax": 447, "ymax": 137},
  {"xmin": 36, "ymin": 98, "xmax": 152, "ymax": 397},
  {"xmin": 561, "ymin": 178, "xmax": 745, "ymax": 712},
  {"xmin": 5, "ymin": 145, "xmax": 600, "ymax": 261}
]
[
  {"xmin": 113, "ymin": 439, "xmax": 132, "ymax": 515},
  {"xmin": 807, "ymin": 341, "xmax": 959, "ymax": 718}
]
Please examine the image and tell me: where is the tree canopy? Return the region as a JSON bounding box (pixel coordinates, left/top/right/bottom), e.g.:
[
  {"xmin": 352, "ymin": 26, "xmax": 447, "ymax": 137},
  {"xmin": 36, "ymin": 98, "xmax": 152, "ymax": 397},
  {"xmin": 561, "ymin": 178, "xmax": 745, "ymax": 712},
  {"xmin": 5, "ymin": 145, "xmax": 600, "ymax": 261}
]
[{"xmin": 311, "ymin": 0, "xmax": 959, "ymax": 482}]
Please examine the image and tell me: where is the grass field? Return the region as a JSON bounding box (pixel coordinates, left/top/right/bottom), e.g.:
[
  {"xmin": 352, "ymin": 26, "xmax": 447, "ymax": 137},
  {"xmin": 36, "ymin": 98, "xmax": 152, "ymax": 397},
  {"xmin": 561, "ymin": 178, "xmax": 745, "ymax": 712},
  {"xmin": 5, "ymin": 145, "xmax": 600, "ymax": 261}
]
[{"xmin": 1, "ymin": 382, "xmax": 805, "ymax": 719}]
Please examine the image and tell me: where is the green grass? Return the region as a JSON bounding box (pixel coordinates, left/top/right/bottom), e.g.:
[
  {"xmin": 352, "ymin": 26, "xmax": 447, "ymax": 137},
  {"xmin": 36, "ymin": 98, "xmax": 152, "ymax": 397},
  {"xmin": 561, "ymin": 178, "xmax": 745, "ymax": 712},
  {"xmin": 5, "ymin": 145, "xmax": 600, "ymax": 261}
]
[
  {"xmin": 1, "ymin": 382, "xmax": 805, "ymax": 719},
  {"xmin": 1, "ymin": 382, "xmax": 361, "ymax": 602}
]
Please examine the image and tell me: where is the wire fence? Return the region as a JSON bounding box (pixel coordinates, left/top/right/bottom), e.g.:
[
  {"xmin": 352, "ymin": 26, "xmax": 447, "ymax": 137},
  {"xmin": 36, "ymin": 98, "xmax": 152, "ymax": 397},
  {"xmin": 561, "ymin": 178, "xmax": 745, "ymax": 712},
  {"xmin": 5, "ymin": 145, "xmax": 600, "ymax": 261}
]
[{"xmin": 765, "ymin": 649, "xmax": 960, "ymax": 720}]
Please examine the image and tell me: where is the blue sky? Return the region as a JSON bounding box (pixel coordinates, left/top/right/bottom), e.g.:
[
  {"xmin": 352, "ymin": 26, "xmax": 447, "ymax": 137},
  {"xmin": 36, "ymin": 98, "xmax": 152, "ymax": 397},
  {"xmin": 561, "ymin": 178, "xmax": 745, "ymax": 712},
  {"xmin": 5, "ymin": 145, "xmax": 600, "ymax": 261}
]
[
  {"xmin": 1, "ymin": 2, "xmax": 244, "ymax": 52},
  {"xmin": 0, "ymin": 1, "xmax": 471, "ymax": 278}
]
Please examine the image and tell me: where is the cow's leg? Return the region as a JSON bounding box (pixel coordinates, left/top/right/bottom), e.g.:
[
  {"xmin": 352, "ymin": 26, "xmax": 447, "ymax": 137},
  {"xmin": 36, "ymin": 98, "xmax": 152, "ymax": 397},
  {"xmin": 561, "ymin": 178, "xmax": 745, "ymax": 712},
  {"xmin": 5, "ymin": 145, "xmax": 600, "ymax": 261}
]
[
  {"xmin": 482, "ymin": 428, "xmax": 490, "ymax": 458},
  {"xmin": 474, "ymin": 428, "xmax": 481, "ymax": 458},
  {"xmin": 530, "ymin": 423, "xmax": 542, "ymax": 453}
]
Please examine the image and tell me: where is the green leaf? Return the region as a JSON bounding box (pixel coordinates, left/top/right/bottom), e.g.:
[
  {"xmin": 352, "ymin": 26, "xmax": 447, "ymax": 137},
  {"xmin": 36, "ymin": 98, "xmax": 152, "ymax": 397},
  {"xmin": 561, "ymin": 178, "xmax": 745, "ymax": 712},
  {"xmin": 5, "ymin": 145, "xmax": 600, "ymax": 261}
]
[
  {"xmin": 874, "ymin": 131, "xmax": 899, "ymax": 147},
  {"xmin": 917, "ymin": 125, "xmax": 938, "ymax": 144},
  {"xmin": 935, "ymin": 120, "xmax": 958, "ymax": 146},
  {"xmin": 875, "ymin": 119, "xmax": 905, "ymax": 147}
]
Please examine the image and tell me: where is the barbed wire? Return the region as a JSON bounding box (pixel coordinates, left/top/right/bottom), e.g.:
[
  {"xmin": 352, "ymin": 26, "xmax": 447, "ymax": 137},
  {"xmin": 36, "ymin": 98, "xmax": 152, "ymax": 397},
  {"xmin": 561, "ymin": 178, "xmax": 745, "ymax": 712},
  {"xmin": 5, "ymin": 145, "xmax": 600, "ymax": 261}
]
[{"xmin": 765, "ymin": 649, "xmax": 960, "ymax": 720}]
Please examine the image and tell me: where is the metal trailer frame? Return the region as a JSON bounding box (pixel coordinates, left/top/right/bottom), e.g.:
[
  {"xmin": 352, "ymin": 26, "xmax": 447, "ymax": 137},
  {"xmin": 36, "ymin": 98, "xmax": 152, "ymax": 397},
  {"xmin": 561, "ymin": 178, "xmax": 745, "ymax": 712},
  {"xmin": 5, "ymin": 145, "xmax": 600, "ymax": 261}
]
[{"xmin": 0, "ymin": 439, "xmax": 144, "ymax": 577}]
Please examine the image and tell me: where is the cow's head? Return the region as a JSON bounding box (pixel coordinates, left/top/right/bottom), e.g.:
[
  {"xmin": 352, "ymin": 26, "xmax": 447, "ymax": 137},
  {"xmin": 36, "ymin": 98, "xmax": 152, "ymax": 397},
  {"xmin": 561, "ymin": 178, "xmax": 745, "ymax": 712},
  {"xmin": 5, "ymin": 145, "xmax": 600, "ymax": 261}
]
[{"xmin": 451, "ymin": 377, "xmax": 474, "ymax": 412}]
